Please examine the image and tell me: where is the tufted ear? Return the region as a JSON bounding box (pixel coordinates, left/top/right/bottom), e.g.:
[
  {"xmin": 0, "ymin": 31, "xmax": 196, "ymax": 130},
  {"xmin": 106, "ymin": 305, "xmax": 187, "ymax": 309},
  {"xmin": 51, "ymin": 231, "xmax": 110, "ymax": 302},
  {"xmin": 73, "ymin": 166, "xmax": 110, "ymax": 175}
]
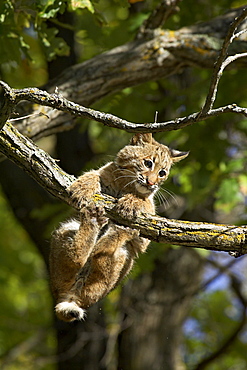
[
  {"xmin": 130, "ymin": 133, "xmax": 153, "ymax": 146},
  {"xmin": 170, "ymin": 149, "xmax": 189, "ymax": 163}
]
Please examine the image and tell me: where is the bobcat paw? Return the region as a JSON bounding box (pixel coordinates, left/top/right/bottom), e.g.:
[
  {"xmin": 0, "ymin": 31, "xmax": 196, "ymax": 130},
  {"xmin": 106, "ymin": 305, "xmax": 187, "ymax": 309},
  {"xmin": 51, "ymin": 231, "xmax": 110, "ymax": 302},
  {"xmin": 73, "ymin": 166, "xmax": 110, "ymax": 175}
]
[
  {"xmin": 81, "ymin": 207, "xmax": 107, "ymax": 228},
  {"xmin": 115, "ymin": 194, "xmax": 142, "ymax": 219},
  {"xmin": 69, "ymin": 185, "xmax": 92, "ymax": 209},
  {"xmin": 55, "ymin": 302, "xmax": 86, "ymax": 322},
  {"xmin": 68, "ymin": 173, "xmax": 100, "ymax": 210},
  {"xmin": 89, "ymin": 206, "xmax": 108, "ymax": 228}
]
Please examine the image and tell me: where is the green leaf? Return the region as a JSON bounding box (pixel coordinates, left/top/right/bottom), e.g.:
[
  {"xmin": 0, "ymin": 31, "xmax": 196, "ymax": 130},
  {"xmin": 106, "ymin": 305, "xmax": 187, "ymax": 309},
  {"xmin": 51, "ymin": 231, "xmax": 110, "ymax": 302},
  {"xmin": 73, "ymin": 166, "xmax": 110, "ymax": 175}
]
[
  {"xmin": 69, "ymin": 0, "xmax": 95, "ymax": 13},
  {"xmin": 38, "ymin": 24, "xmax": 70, "ymax": 61},
  {"xmin": 38, "ymin": 0, "xmax": 66, "ymax": 19}
]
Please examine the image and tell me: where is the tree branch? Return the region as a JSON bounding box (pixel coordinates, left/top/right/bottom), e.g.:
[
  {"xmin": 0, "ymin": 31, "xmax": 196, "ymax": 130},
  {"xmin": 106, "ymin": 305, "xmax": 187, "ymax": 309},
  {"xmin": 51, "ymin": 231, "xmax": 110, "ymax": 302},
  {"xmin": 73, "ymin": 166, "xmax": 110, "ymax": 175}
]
[
  {"xmin": 200, "ymin": 7, "xmax": 247, "ymax": 115},
  {"xmin": 0, "ymin": 122, "xmax": 247, "ymax": 255},
  {"xmin": 0, "ymin": 82, "xmax": 246, "ymax": 143},
  {"xmin": 1, "ymin": 6, "xmax": 246, "ymax": 141},
  {"xmin": 137, "ymin": 0, "xmax": 181, "ymax": 38},
  {"xmin": 0, "ymin": 7, "xmax": 247, "ymax": 256}
]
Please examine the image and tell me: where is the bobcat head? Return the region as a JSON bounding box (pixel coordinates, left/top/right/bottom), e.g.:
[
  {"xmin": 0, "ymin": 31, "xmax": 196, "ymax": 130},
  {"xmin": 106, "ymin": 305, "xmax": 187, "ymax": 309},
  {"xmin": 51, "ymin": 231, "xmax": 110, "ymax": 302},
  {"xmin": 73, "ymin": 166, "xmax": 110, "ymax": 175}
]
[{"xmin": 115, "ymin": 133, "xmax": 189, "ymax": 197}]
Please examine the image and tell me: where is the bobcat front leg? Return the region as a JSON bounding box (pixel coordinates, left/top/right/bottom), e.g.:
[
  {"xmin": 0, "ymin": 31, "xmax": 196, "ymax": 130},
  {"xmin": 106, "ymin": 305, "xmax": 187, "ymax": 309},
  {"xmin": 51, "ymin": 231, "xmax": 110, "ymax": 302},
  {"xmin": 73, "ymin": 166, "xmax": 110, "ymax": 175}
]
[{"xmin": 50, "ymin": 208, "xmax": 106, "ymax": 322}]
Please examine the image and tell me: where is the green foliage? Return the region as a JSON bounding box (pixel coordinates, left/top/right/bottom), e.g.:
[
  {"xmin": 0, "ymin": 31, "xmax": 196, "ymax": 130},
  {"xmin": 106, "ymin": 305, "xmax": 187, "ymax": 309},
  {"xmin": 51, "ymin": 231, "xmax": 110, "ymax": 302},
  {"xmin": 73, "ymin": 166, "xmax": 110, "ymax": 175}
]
[
  {"xmin": 0, "ymin": 0, "xmax": 99, "ymax": 83},
  {"xmin": 37, "ymin": 23, "xmax": 70, "ymax": 61},
  {"xmin": 69, "ymin": 0, "xmax": 98, "ymax": 13},
  {"xmin": 0, "ymin": 189, "xmax": 55, "ymax": 369},
  {"xmin": 1, "ymin": 0, "xmax": 247, "ymax": 368},
  {"xmin": 184, "ymin": 286, "xmax": 247, "ymax": 369}
]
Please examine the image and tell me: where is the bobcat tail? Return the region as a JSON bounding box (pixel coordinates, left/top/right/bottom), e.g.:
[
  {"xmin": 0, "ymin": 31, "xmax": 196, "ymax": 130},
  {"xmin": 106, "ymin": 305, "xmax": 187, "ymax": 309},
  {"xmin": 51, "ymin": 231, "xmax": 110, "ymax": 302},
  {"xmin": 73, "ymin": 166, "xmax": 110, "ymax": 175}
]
[{"xmin": 55, "ymin": 302, "xmax": 86, "ymax": 322}]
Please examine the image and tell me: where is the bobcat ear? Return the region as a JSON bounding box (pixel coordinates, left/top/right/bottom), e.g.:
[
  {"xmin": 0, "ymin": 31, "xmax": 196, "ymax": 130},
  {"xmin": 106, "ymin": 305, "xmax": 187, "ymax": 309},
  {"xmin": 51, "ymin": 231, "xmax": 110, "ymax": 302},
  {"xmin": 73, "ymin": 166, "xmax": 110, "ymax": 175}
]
[
  {"xmin": 130, "ymin": 133, "xmax": 153, "ymax": 146},
  {"xmin": 170, "ymin": 149, "xmax": 189, "ymax": 163}
]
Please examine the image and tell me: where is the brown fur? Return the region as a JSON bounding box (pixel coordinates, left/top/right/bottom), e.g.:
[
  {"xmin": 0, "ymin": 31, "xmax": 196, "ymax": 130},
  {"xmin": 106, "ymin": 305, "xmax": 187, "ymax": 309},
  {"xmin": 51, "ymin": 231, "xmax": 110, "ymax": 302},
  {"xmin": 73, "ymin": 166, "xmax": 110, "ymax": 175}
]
[{"xmin": 49, "ymin": 133, "xmax": 188, "ymax": 322}]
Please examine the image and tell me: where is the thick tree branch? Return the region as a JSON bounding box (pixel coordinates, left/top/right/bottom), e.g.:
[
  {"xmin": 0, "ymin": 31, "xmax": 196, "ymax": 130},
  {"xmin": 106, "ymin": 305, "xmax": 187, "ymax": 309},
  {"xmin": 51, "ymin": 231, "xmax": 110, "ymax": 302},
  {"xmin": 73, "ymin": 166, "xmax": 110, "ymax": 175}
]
[
  {"xmin": 0, "ymin": 122, "xmax": 247, "ymax": 256},
  {"xmin": 0, "ymin": 121, "xmax": 74, "ymax": 201},
  {"xmin": 0, "ymin": 84, "xmax": 16, "ymax": 130}
]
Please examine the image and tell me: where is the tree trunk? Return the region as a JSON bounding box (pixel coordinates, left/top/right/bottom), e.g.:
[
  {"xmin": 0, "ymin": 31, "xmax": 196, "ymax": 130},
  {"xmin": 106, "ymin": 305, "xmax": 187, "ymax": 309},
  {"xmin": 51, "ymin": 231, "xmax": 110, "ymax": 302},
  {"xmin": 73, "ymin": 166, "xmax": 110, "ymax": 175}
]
[
  {"xmin": 118, "ymin": 247, "xmax": 203, "ymax": 370},
  {"xmin": 55, "ymin": 305, "xmax": 107, "ymax": 370}
]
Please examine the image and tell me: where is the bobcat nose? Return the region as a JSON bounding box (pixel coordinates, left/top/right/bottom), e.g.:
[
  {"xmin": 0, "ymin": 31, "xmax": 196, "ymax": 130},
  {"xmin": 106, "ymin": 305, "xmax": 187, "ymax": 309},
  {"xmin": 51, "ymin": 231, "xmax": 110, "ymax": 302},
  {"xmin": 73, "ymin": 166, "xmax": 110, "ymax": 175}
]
[{"xmin": 146, "ymin": 178, "xmax": 155, "ymax": 186}]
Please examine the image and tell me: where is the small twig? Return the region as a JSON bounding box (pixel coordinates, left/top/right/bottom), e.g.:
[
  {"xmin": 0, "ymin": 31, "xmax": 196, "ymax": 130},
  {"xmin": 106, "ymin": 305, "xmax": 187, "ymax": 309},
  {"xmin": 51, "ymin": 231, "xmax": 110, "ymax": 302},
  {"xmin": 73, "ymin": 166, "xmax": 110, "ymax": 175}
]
[
  {"xmin": 137, "ymin": 0, "xmax": 181, "ymax": 38},
  {"xmin": 200, "ymin": 7, "xmax": 247, "ymax": 116},
  {"xmin": 9, "ymin": 112, "xmax": 49, "ymax": 122},
  {"xmin": 154, "ymin": 111, "xmax": 158, "ymax": 123},
  {"xmin": 232, "ymin": 28, "xmax": 247, "ymax": 40},
  {"xmin": 220, "ymin": 52, "xmax": 247, "ymax": 72}
]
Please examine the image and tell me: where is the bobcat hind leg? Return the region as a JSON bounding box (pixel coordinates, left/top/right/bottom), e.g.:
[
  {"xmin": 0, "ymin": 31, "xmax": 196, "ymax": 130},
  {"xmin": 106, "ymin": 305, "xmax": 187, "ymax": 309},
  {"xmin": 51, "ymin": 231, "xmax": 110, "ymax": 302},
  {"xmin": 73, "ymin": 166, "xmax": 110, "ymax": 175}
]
[{"xmin": 50, "ymin": 208, "xmax": 106, "ymax": 322}]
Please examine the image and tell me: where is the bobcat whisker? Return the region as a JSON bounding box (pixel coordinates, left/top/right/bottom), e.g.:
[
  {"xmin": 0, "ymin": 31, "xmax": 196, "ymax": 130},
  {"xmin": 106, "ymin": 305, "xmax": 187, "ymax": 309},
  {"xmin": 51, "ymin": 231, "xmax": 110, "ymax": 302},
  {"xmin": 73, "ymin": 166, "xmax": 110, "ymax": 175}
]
[
  {"xmin": 122, "ymin": 179, "xmax": 137, "ymax": 190},
  {"xmin": 114, "ymin": 175, "xmax": 135, "ymax": 182},
  {"xmin": 156, "ymin": 190, "xmax": 170, "ymax": 208},
  {"xmin": 113, "ymin": 167, "xmax": 135, "ymax": 174},
  {"xmin": 160, "ymin": 188, "xmax": 178, "ymax": 206}
]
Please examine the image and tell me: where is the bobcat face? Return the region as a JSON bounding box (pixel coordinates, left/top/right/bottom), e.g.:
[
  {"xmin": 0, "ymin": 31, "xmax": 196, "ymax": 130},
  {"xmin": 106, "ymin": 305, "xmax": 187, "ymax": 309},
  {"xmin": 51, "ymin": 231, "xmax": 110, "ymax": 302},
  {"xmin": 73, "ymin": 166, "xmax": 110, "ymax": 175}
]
[
  {"xmin": 115, "ymin": 133, "xmax": 189, "ymax": 198},
  {"xmin": 135, "ymin": 153, "xmax": 171, "ymax": 196}
]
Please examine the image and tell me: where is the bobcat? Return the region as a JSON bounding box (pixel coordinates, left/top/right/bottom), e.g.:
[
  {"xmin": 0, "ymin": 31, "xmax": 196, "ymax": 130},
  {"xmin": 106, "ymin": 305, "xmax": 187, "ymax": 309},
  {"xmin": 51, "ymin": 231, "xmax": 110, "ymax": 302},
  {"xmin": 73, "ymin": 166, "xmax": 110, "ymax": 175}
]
[{"xmin": 49, "ymin": 133, "xmax": 188, "ymax": 322}]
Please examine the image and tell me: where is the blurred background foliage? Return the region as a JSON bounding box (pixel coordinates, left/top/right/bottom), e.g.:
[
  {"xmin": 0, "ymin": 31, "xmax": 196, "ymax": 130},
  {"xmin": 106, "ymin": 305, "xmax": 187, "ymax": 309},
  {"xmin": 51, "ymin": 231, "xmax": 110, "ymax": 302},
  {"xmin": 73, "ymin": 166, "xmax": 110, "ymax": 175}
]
[{"xmin": 0, "ymin": 0, "xmax": 247, "ymax": 369}]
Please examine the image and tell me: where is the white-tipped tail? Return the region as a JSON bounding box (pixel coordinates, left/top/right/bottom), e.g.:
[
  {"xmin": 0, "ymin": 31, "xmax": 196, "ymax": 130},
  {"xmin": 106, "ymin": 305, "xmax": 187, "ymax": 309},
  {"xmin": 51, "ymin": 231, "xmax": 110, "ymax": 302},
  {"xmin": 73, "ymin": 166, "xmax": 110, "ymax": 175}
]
[{"xmin": 55, "ymin": 301, "xmax": 86, "ymax": 322}]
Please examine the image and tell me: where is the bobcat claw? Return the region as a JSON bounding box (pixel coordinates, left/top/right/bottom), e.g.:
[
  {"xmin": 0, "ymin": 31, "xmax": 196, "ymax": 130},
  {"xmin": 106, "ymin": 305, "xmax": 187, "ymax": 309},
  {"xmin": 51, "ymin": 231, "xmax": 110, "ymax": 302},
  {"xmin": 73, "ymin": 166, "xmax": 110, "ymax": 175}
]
[
  {"xmin": 81, "ymin": 206, "xmax": 108, "ymax": 228},
  {"xmin": 90, "ymin": 206, "xmax": 108, "ymax": 227},
  {"xmin": 115, "ymin": 194, "xmax": 141, "ymax": 219}
]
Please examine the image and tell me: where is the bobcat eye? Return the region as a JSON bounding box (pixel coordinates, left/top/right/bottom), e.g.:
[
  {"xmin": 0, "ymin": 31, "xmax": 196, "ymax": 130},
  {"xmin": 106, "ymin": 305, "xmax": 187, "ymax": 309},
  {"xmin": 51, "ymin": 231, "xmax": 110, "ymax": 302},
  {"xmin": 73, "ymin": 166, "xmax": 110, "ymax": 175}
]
[
  {"xmin": 159, "ymin": 169, "xmax": 167, "ymax": 177},
  {"xmin": 144, "ymin": 159, "xmax": 153, "ymax": 169}
]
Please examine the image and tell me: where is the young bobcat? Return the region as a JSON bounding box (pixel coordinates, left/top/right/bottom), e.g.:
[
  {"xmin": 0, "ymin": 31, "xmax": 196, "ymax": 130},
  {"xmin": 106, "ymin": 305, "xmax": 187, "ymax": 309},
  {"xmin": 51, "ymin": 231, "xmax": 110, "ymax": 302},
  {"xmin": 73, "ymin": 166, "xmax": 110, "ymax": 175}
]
[{"xmin": 49, "ymin": 133, "xmax": 188, "ymax": 322}]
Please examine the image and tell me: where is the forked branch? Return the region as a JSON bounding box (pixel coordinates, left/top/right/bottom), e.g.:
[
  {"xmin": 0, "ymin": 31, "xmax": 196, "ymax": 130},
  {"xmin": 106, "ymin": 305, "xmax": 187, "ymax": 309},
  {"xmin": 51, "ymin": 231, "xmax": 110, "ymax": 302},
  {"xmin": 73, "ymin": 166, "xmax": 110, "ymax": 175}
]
[{"xmin": 200, "ymin": 7, "xmax": 247, "ymax": 115}]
